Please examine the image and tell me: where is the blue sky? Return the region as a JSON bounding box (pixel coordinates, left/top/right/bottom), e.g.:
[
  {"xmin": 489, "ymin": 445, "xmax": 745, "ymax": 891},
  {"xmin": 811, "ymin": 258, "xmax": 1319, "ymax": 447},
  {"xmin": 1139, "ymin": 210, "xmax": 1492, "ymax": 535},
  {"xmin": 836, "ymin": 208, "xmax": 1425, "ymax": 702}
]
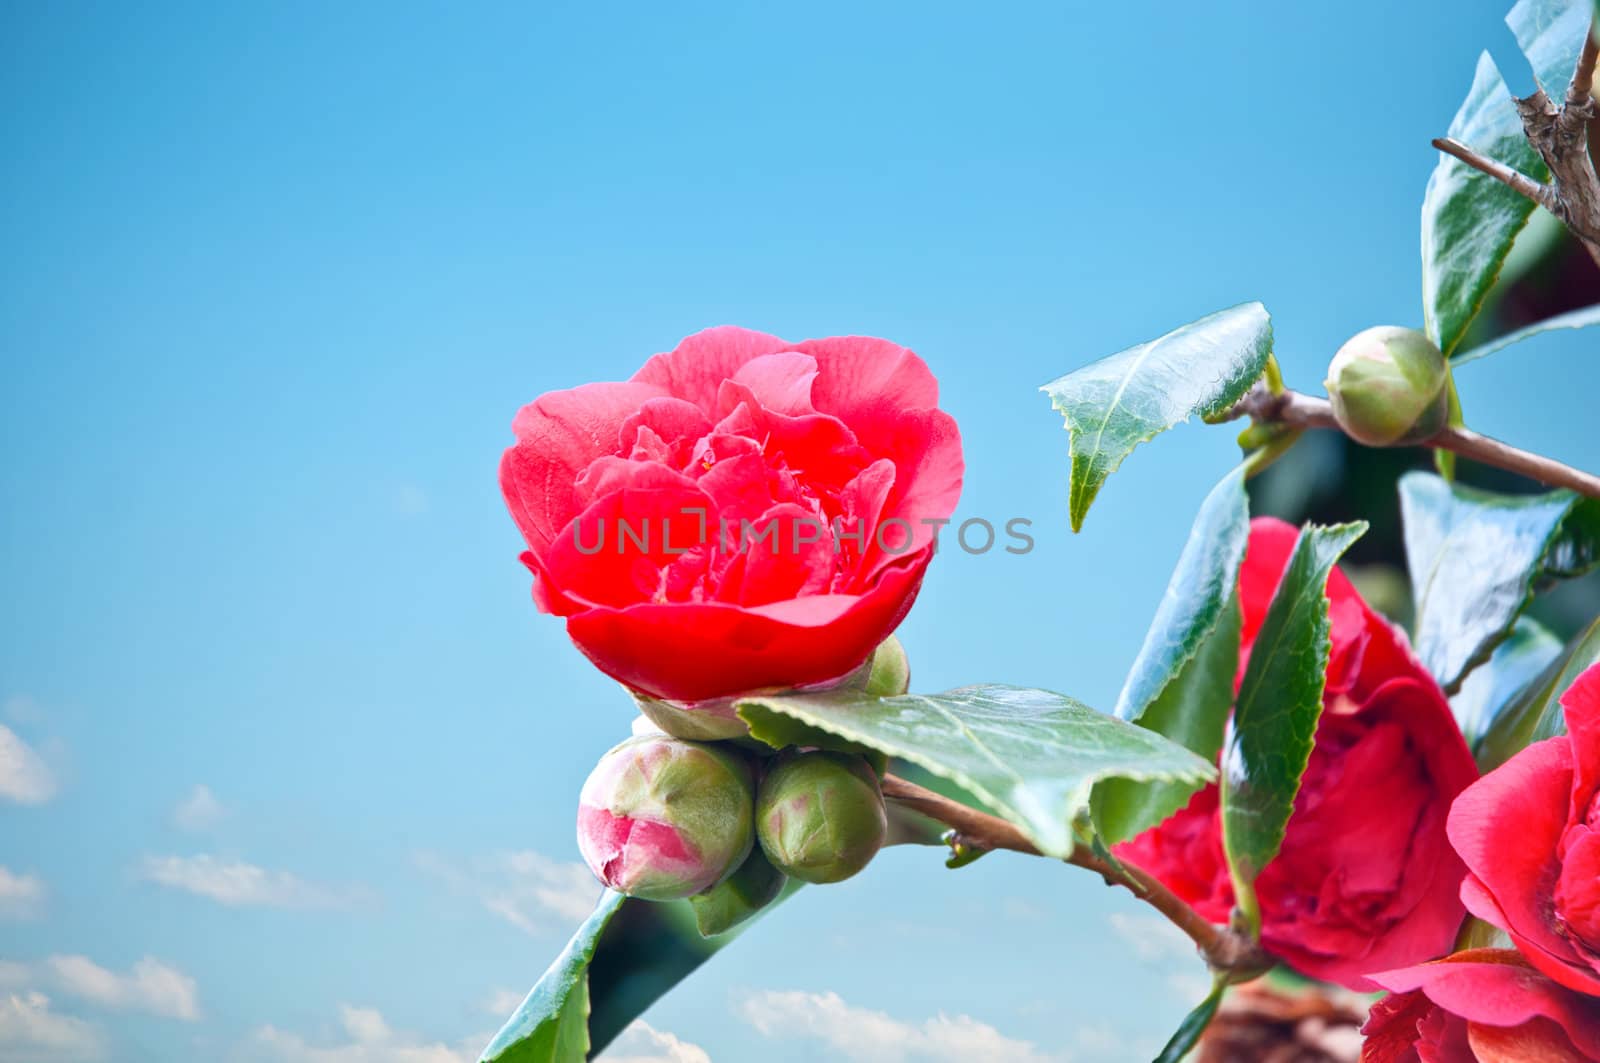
[{"xmin": 4, "ymin": 1, "xmax": 1599, "ymax": 1060}]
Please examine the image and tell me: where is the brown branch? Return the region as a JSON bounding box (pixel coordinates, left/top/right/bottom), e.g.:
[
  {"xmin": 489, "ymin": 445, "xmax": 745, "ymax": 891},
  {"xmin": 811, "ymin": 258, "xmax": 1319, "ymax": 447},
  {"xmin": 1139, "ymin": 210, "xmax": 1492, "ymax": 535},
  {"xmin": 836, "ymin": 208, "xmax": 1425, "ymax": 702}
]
[
  {"xmin": 1432, "ymin": 17, "xmax": 1600, "ymax": 269},
  {"xmin": 1429, "ymin": 137, "xmax": 1551, "ymax": 208},
  {"xmin": 879, "ymin": 774, "xmax": 1271, "ymax": 976},
  {"xmin": 1570, "ymin": 22, "xmax": 1600, "ymax": 105},
  {"xmin": 1227, "ymin": 384, "xmax": 1600, "ymax": 499}
]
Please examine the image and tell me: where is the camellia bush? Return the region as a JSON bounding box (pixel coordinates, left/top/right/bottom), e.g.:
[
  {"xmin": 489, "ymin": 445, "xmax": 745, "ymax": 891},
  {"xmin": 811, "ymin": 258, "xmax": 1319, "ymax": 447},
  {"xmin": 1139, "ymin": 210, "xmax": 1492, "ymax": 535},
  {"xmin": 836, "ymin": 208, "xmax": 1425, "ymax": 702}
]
[{"xmin": 482, "ymin": 1, "xmax": 1600, "ymax": 1059}]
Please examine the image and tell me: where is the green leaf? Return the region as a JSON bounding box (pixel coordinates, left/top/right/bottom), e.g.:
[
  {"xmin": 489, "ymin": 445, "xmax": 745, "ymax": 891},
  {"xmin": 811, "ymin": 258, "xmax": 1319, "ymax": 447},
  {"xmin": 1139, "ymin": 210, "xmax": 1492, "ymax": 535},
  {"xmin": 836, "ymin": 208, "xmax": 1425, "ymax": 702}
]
[
  {"xmin": 1476, "ymin": 614, "xmax": 1600, "ymax": 770},
  {"xmin": 1450, "ymin": 616, "xmax": 1563, "ymax": 747},
  {"xmin": 1153, "ymin": 977, "xmax": 1227, "ymax": 1063},
  {"xmin": 1507, "ymin": 0, "xmax": 1590, "ymax": 99},
  {"xmin": 1221, "ymin": 521, "xmax": 1366, "ymax": 932},
  {"xmin": 1544, "ymin": 496, "xmax": 1600, "ymax": 578},
  {"xmin": 1452, "ymin": 303, "xmax": 1600, "ymax": 366},
  {"xmin": 1092, "ymin": 467, "xmax": 1249, "ymax": 845},
  {"xmin": 1422, "ymin": 52, "xmax": 1546, "ymax": 356},
  {"xmin": 480, "ymin": 891, "xmax": 622, "ymax": 1062},
  {"xmin": 1041, "ymin": 303, "xmax": 1272, "ymax": 531},
  {"xmin": 737, "ymin": 685, "xmax": 1216, "ymax": 859},
  {"xmin": 482, "ymin": 886, "xmax": 794, "ymax": 1061},
  {"xmin": 1400, "ymin": 472, "xmax": 1600, "ymax": 693}
]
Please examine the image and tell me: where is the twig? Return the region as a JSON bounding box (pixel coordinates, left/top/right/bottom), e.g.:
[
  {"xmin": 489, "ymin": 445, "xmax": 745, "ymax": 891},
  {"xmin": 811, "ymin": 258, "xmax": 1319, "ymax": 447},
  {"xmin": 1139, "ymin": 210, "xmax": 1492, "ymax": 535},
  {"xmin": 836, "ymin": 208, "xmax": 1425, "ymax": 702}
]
[
  {"xmin": 879, "ymin": 774, "xmax": 1271, "ymax": 976},
  {"xmin": 1224, "ymin": 384, "xmax": 1600, "ymax": 499},
  {"xmin": 1571, "ymin": 27, "xmax": 1600, "ymax": 103},
  {"xmin": 1432, "ymin": 17, "xmax": 1600, "ymax": 268},
  {"xmin": 1429, "ymin": 137, "xmax": 1551, "ymax": 208}
]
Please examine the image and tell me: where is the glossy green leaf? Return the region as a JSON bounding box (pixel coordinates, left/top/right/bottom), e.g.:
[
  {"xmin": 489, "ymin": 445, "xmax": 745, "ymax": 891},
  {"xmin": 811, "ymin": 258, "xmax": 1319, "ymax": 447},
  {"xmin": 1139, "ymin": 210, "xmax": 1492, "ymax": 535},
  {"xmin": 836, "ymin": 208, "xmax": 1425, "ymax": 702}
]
[
  {"xmin": 737, "ymin": 685, "xmax": 1216, "ymax": 859},
  {"xmin": 1452, "ymin": 304, "xmax": 1600, "ymax": 365},
  {"xmin": 1450, "ymin": 616, "xmax": 1563, "ymax": 747},
  {"xmin": 1422, "ymin": 52, "xmax": 1546, "ymax": 356},
  {"xmin": 1221, "ymin": 521, "xmax": 1366, "ymax": 931},
  {"xmin": 1092, "ymin": 467, "xmax": 1249, "ymax": 845},
  {"xmin": 1434, "ymin": 1, "xmax": 1590, "ymax": 363},
  {"xmin": 482, "ymin": 885, "xmax": 795, "ymax": 1061},
  {"xmin": 1400, "ymin": 472, "xmax": 1599, "ymax": 693},
  {"xmin": 1041, "ymin": 303, "xmax": 1272, "ymax": 531},
  {"xmin": 1476, "ymin": 615, "xmax": 1600, "ymax": 770},
  {"xmin": 1153, "ymin": 977, "xmax": 1227, "ymax": 1063},
  {"xmin": 1507, "ymin": 0, "xmax": 1590, "ymax": 99},
  {"xmin": 480, "ymin": 891, "xmax": 622, "ymax": 1062},
  {"xmin": 1544, "ymin": 496, "xmax": 1600, "ymax": 578}
]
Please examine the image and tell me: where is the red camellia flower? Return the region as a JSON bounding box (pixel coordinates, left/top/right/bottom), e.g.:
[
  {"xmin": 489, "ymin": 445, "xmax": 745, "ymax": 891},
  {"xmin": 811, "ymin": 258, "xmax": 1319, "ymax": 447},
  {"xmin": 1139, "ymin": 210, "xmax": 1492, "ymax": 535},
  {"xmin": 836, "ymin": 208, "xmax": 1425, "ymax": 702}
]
[
  {"xmin": 1447, "ymin": 661, "xmax": 1600, "ymax": 997},
  {"xmin": 1116, "ymin": 518, "xmax": 1479, "ymax": 989},
  {"xmin": 1361, "ymin": 948, "xmax": 1600, "ymax": 1062},
  {"xmin": 499, "ymin": 327, "xmax": 962, "ymax": 710}
]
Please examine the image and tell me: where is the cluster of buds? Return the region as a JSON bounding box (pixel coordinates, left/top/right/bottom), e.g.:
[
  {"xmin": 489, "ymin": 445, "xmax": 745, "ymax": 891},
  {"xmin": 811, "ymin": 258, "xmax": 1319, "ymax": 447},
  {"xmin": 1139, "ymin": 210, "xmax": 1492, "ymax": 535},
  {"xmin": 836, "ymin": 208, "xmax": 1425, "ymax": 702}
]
[{"xmin": 573, "ymin": 640, "xmax": 902, "ymax": 916}]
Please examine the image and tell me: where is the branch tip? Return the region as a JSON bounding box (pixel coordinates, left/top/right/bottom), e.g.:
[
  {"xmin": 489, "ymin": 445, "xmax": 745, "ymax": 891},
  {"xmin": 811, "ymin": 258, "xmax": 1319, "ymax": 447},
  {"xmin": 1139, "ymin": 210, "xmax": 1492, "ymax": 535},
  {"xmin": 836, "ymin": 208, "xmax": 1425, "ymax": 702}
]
[{"xmin": 1431, "ymin": 137, "xmax": 1550, "ymax": 207}]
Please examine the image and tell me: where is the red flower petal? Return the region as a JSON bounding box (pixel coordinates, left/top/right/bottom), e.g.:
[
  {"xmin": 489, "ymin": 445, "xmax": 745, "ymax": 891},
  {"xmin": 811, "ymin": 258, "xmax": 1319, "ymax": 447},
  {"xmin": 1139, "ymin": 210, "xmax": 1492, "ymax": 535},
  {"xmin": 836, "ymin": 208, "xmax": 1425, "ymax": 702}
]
[
  {"xmin": 1369, "ymin": 949, "xmax": 1600, "ymax": 1059},
  {"xmin": 1445, "ymin": 736, "xmax": 1600, "ymax": 994},
  {"xmin": 792, "ymin": 335, "xmax": 940, "ymax": 446},
  {"xmin": 631, "ymin": 326, "xmax": 792, "ymax": 416},
  {"xmin": 501, "ymin": 380, "xmax": 669, "ymax": 557},
  {"xmin": 1561, "ymin": 661, "xmax": 1600, "ymax": 830},
  {"xmin": 564, "ymin": 549, "xmax": 931, "ymax": 702}
]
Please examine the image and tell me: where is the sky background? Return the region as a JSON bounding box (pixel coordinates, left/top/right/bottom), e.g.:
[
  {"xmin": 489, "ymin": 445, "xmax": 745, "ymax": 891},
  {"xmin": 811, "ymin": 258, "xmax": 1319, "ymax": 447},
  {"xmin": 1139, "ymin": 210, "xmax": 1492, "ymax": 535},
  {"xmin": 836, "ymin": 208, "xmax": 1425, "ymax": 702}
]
[{"xmin": 4, "ymin": 1, "xmax": 1600, "ymax": 1060}]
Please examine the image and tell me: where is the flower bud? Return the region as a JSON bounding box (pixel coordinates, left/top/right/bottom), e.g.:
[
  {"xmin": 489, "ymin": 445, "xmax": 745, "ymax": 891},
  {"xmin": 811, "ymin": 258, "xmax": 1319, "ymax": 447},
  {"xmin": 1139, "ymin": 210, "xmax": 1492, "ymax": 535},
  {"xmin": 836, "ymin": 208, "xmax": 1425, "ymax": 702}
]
[
  {"xmin": 1324, "ymin": 326, "xmax": 1449, "ymax": 446},
  {"xmin": 576, "ymin": 735, "xmax": 754, "ymax": 901},
  {"xmin": 631, "ymin": 692, "xmax": 749, "ymax": 741},
  {"xmin": 689, "ymin": 847, "xmax": 787, "ymax": 937},
  {"xmin": 863, "ymin": 635, "xmax": 911, "ymax": 697},
  {"xmin": 756, "ymin": 751, "xmax": 887, "ymax": 884}
]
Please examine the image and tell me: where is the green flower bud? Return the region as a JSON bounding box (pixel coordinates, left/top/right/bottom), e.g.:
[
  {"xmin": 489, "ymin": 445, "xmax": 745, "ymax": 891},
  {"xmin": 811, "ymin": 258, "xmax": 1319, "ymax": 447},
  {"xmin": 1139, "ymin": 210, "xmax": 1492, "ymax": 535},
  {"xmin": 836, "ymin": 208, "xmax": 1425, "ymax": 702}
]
[
  {"xmin": 755, "ymin": 752, "xmax": 887, "ymax": 884},
  {"xmin": 1325, "ymin": 326, "xmax": 1450, "ymax": 446},
  {"xmin": 631, "ymin": 692, "xmax": 750, "ymax": 741},
  {"xmin": 863, "ymin": 635, "xmax": 911, "ymax": 697},
  {"xmin": 689, "ymin": 847, "xmax": 787, "ymax": 937},
  {"xmin": 576, "ymin": 735, "xmax": 754, "ymax": 901}
]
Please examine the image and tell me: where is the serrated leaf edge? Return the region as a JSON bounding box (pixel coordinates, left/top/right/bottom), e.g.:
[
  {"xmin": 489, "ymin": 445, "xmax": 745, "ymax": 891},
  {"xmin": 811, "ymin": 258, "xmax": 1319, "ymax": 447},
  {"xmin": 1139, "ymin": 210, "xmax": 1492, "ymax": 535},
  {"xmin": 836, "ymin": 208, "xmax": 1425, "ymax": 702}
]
[
  {"xmin": 738, "ymin": 685, "xmax": 1215, "ymax": 860},
  {"xmin": 1040, "ymin": 303, "xmax": 1271, "ymax": 531}
]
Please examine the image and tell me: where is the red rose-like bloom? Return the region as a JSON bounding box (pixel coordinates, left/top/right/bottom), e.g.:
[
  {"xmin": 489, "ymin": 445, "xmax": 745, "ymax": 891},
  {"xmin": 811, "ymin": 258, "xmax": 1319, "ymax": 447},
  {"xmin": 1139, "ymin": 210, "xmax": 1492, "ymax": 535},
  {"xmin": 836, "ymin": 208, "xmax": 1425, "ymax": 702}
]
[
  {"xmin": 1116, "ymin": 518, "xmax": 1478, "ymax": 990},
  {"xmin": 1448, "ymin": 661, "xmax": 1600, "ymax": 996},
  {"xmin": 499, "ymin": 327, "xmax": 962, "ymax": 705},
  {"xmin": 1361, "ymin": 948, "xmax": 1600, "ymax": 1062}
]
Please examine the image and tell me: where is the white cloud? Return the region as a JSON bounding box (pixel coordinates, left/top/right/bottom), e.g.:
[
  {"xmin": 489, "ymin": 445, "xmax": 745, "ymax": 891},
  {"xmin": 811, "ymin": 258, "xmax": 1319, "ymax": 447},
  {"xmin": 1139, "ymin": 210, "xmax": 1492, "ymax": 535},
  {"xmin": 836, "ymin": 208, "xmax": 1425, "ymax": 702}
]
[
  {"xmin": 1106, "ymin": 911, "xmax": 1193, "ymax": 963},
  {"xmin": 739, "ymin": 990, "xmax": 1057, "ymax": 1063},
  {"xmin": 1071, "ymin": 1023, "xmax": 1160, "ymax": 1061},
  {"xmin": 0, "ymin": 868, "xmax": 46, "ymax": 921},
  {"xmin": 138, "ymin": 855, "xmax": 364, "ymax": 910},
  {"xmin": 417, "ymin": 850, "xmax": 598, "ymax": 933},
  {"xmin": 0, "ymin": 955, "xmax": 199, "ymax": 1022},
  {"xmin": 480, "ymin": 988, "xmax": 525, "ymax": 1017},
  {"xmin": 0, "ymin": 992, "xmax": 106, "ymax": 1062},
  {"xmin": 599, "ymin": 1020, "xmax": 711, "ymax": 1063},
  {"xmin": 1107, "ymin": 911, "xmax": 1209, "ymax": 1000},
  {"xmin": 173, "ymin": 785, "xmax": 227, "ymax": 832},
  {"xmin": 0, "ymin": 725, "xmax": 56, "ymax": 806},
  {"xmin": 44, "ymin": 955, "xmax": 199, "ymax": 1022},
  {"xmin": 236, "ymin": 1004, "xmax": 481, "ymax": 1063}
]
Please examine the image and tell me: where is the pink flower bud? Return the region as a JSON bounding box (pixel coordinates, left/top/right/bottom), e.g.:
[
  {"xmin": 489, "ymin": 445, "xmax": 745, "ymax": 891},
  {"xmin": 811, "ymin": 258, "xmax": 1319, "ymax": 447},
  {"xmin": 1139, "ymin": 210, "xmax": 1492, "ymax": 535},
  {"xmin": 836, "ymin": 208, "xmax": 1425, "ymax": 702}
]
[{"xmin": 576, "ymin": 735, "xmax": 755, "ymax": 901}]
